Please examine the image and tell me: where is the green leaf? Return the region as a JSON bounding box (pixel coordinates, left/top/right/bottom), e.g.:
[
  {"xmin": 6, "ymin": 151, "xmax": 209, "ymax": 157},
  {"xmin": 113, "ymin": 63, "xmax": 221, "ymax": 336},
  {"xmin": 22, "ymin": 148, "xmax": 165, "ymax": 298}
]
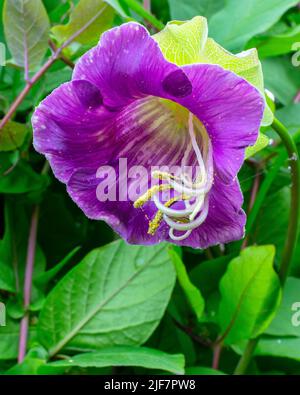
[
  {"xmin": 262, "ymin": 57, "xmax": 300, "ymax": 106},
  {"xmin": 190, "ymin": 254, "xmax": 233, "ymax": 298},
  {"xmin": 0, "ymin": 319, "xmax": 21, "ymax": 360},
  {"xmin": 209, "ymin": 0, "xmax": 299, "ymax": 52},
  {"xmin": 0, "ymin": 121, "xmax": 28, "ymax": 151},
  {"xmin": 0, "ymin": 199, "xmax": 46, "ymax": 295},
  {"xmin": 218, "ymin": 245, "xmax": 281, "ymax": 345},
  {"xmin": 276, "ymin": 103, "xmax": 300, "ymax": 135},
  {"xmin": 253, "ymin": 189, "xmax": 289, "ymax": 258},
  {"xmin": 255, "ymin": 337, "xmax": 300, "ymax": 361},
  {"xmin": 34, "ymin": 247, "xmax": 80, "ymax": 287},
  {"xmin": 37, "ymin": 240, "xmax": 176, "ymax": 357},
  {"xmin": 0, "ymin": 319, "xmax": 36, "ymax": 360},
  {"xmin": 51, "ymin": 0, "xmax": 118, "ymax": 46},
  {"xmin": 168, "ymin": 0, "xmax": 225, "ymax": 21},
  {"xmin": 245, "ymin": 133, "xmax": 269, "ymax": 159},
  {"xmin": 0, "ymin": 262, "xmax": 15, "ymax": 292},
  {"xmin": 3, "ymin": 0, "xmax": 50, "ymax": 71},
  {"xmin": 6, "ymin": 358, "xmax": 45, "ymax": 375},
  {"xmin": 0, "ymin": 159, "xmax": 48, "ymax": 194},
  {"xmin": 248, "ymin": 24, "xmax": 300, "ymax": 59},
  {"xmin": 186, "ymin": 366, "xmax": 226, "ymax": 375},
  {"xmin": 44, "ymin": 346, "xmax": 185, "ymax": 374},
  {"xmin": 266, "ymin": 277, "xmax": 300, "ymax": 337},
  {"xmin": 169, "ymin": 248, "xmax": 205, "ymax": 321},
  {"xmin": 105, "ymin": 0, "xmax": 128, "ymax": 17}
]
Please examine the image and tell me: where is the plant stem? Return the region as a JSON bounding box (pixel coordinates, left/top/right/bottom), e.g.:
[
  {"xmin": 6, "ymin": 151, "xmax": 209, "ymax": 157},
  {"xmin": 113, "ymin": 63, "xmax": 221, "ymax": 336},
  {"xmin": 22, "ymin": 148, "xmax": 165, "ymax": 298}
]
[
  {"xmin": 0, "ymin": 57, "xmax": 56, "ymax": 130},
  {"xmin": 234, "ymin": 338, "xmax": 258, "ymax": 375},
  {"xmin": 241, "ymin": 168, "xmax": 261, "ymax": 249},
  {"xmin": 18, "ymin": 206, "xmax": 40, "ymax": 363},
  {"xmin": 245, "ymin": 150, "xmax": 286, "ymax": 237},
  {"xmin": 212, "ymin": 342, "xmax": 223, "ymax": 370},
  {"xmin": 0, "ymin": 5, "xmax": 107, "ymax": 131},
  {"xmin": 143, "ymin": 0, "xmax": 151, "ymax": 12},
  {"xmin": 272, "ymin": 118, "xmax": 300, "ymax": 284},
  {"xmin": 234, "ymin": 117, "xmax": 300, "ymax": 374},
  {"xmin": 123, "ymin": 0, "xmax": 164, "ymax": 30},
  {"xmin": 49, "ymin": 40, "xmax": 75, "ymax": 69}
]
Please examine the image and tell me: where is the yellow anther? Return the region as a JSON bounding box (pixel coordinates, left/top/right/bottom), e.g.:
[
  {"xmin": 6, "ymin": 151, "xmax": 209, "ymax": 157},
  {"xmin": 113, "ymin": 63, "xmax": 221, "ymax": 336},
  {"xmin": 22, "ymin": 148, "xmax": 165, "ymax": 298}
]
[
  {"xmin": 147, "ymin": 194, "xmax": 189, "ymax": 235},
  {"xmin": 148, "ymin": 210, "xmax": 164, "ymax": 235},
  {"xmin": 152, "ymin": 171, "xmax": 179, "ymax": 181},
  {"xmin": 133, "ymin": 184, "xmax": 172, "ymax": 208}
]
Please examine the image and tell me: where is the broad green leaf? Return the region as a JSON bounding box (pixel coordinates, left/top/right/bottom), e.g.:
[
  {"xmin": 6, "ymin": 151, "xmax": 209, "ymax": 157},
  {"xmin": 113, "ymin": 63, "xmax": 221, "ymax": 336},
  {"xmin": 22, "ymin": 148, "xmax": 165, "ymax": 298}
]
[
  {"xmin": 154, "ymin": 17, "xmax": 273, "ymax": 126},
  {"xmin": 276, "ymin": 103, "xmax": 300, "ymax": 135},
  {"xmin": 245, "ymin": 133, "xmax": 269, "ymax": 159},
  {"xmin": 190, "ymin": 254, "xmax": 233, "ymax": 298},
  {"xmin": 266, "ymin": 277, "xmax": 300, "ymax": 337},
  {"xmin": 186, "ymin": 366, "xmax": 226, "ymax": 375},
  {"xmin": 51, "ymin": 0, "xmax": 120, "ymax": 46},
  {"xmin": 3, "ymin": 0, "xmax": 50, "ymax": 71},
  {"xmin": 209, "ymin": 0, "xmax": 299, "ymax": 52},
  {"xmin": 34, "ymin": 247, "xmax": 80, "ymax": 287},
  {"xmin": 0, "ymin": 319, "xmax": 36, "ymax": 360},
  {"xmin": 262, "ymin": 57, "xmax": 300, "ymax": 106},
  {"xmin": 147, "ymin": 313, "xmax": 197, "ymax": 366},
  {"xmin": 6, "ymin": 358, "xmax": 46, "ymax": 374},
  {"xmin": 169, "ymin": 248, "xmax": 205, "ymax": 321},
  {"xmin": 44, "ymin": 346, "xmax": 185, "ymax": 374},
  {"xmin": 105, "ymin": 0, "xmax": 128, "ymax": 17},
  {"xmin": 218, "ymin": 246, "xmax": 281, "ymax": 345},
  {"xmin": 0, "ymin": 199, "xmax": 46, "ymax": 295},
  {"xmin": 0, "ymin": 262, "xmax": 14, "ymax": 292},
  {"xmin": 248, "ymin": 24, "xmax": 300, "ymax": 59},
  {"xmin": 253, "ymin": 189, "xmax": 290, "ymax": 257},
  {"xmin": 5, "ymin": 346, "xmax": 47, "ymax": 374},
  {"xmin": 44, "ymin": 68, "xmax": 72, "ymax": 93},
  {"xmin": 38, "ymin": 240, "xmax": 176, "ymax": 357},
  {"xmin": 168, "ymin": 0, "xmax": 225, "ymax": 21},
  {"xmin": 0, "ymin": 121, "xmax": 28, "ymax": 151},
  {"xmin": 0, "ymin": 159, "xmax": 48, "ymax": 194},
  {"xmin": 255, "ymin": 337, "xmax": 300, "ymax": 361},
  {"xmin": 0, "ymin": 319, "xmax": 21, "ymax": 360}
]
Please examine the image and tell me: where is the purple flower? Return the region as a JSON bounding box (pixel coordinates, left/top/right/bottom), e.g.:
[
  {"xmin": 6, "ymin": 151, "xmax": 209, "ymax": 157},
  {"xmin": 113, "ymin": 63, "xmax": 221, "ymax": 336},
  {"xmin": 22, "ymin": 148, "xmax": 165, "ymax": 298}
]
[{"xmin": 32, "ymin": 22, "xmax": 265, "ymax": 248}]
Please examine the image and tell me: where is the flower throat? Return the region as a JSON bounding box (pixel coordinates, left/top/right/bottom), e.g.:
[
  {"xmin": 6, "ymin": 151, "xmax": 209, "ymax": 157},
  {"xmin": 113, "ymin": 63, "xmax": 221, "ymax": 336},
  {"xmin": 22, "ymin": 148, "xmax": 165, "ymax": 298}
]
[{"xmin": 134, "ymin": 113, "xmax": 214, "ymax": 241}]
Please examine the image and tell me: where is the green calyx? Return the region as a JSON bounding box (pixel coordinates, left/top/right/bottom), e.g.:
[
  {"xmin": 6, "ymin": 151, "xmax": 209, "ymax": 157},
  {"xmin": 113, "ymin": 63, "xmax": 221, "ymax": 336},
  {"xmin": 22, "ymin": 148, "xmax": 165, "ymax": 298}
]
[{"xmin": 153, "ymin": 16, "xmax": 274, "ymax": 127}]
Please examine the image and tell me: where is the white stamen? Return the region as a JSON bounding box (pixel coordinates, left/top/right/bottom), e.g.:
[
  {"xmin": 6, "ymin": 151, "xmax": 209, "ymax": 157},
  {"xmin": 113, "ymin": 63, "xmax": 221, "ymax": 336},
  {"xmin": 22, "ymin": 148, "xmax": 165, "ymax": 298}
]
[
  {"xmin": 157, "ymin": 113, "xmax": 213, "ymax": 240},
  {"xmin": 164, "ymin": 199, "xmax": 209, "ymax": 231},
  {"xmin": 136, "ymin": 112, "xmax": 214, "ymax": 241}
]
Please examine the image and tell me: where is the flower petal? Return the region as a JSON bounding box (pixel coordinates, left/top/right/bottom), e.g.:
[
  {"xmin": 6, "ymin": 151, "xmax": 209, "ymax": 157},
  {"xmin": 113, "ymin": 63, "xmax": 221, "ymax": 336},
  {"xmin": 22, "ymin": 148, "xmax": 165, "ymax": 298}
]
[
  {"xmin": 73, "ymin": 22, "xmax": 189, "ymax": 108},
  {"xmin": 32, "ymin": 80, "xmax": 114, "ymax": 183},
  {"xmin": 33, "ymin": 24, "xmax": 264, "ymax": 248},
  {"xmin": 178, "ymin": 64, "xmax": 265, "ymax": 183},
  {"xmin": 172, "ymin": 177, "xmax": 245, "ymax": 249},
  {"xmin": 66, "ymin": 96, "xmax": 198, "ymax": 244}
]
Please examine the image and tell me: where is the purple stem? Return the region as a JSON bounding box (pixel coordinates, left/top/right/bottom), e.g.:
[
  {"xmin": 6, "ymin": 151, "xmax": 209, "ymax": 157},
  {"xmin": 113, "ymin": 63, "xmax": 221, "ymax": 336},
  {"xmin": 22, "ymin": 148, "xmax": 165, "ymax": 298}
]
[
  {"xmin": 0, "ymin": 5, "xmax": 106, "ymax": 131},
  {"xmin": 143, "ymin": 0, "xmax": 151, "ymax": 11},
  {"xmin": 212, "ymin": 342, "xmax": 223, "ymax": 370},
  {"xmin": 18, "ymin": 206, "xmax": 40, "ymax": 363},
  {"xmin": 294, "ymin": 91, "xmax": 300, "ymax": 103}
]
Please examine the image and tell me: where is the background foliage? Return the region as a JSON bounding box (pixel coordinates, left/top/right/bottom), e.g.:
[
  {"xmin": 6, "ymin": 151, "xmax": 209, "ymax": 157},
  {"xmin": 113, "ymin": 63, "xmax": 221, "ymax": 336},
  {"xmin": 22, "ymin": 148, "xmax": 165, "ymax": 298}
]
[{"xmin": 0, "ymin": 0, "xmax": 300, "ymax": 375}]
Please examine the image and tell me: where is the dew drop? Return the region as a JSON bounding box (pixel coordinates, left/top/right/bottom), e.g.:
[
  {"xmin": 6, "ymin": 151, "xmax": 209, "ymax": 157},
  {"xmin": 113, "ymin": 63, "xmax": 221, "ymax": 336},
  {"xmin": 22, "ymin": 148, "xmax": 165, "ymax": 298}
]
[
  {"xmin": 136, "ymin": 257, "xmax": 146, "ymax": 268},
  {"xmin": 290, "ymin": 153, "xmax": 298, "ymax": 161}
]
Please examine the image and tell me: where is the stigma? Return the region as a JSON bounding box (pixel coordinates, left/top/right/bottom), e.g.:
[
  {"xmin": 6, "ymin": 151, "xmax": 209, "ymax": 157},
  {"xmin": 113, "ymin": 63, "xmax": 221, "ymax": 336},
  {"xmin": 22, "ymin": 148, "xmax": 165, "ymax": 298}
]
[{"xmin": 134, "ymin": 112, "xmax": 214, "ymax": 241}]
